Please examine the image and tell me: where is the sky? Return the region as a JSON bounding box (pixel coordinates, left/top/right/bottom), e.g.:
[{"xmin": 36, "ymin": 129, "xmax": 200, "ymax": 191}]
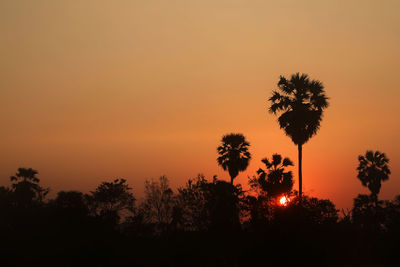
[{"xmin": 1, "ymin": 0, "xmax": 399, "ymax": 210}]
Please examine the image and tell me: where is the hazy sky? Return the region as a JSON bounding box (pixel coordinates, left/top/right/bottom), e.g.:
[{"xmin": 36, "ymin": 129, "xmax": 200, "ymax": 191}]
[{"xmin": 1, "ymin": 0, "xmax": 399, "ymax": 209}]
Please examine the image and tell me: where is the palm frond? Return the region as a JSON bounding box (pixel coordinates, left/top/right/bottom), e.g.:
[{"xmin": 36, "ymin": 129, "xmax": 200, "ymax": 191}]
[
  {"xmin": 282, "ymin": 157, "xmax": 294, "ymax": 167},
  {"xmin": 261, "ymin": 158, "xmax": 272, "ymax": 169},
  {"xmin": 271, "ymin": 154, "xmax": 282, "ymax": 167}
]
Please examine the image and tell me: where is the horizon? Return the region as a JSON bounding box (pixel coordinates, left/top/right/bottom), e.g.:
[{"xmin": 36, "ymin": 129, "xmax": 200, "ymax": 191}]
[{"xmin": 1, "ymin": 0, "xmax": 399, "ymax": 210}]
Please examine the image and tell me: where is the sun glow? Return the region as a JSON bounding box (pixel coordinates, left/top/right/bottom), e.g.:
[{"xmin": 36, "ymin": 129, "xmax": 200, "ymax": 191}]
[{"xmin": 279, "ymin": 196, "xmax": 290, "ymax": 206}]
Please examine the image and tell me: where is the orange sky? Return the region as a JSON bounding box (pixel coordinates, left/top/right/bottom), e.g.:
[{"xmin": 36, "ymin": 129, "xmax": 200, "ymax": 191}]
[{"xmin": 1, "ymin": 0, "xmax": 399, "ymax": 210}]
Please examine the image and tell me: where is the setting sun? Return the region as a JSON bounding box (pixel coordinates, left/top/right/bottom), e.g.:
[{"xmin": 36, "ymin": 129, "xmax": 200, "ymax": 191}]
[{"xmin": 279, "ymin": 196, "xmax": 290, "ymax": 206}]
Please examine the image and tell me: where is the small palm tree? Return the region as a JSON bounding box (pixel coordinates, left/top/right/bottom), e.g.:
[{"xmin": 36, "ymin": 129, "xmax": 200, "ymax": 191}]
[
  {"xmin": 269, "ymin": 73, "xmax": 329, "ymax": 200},
  {"xmin": 217, "ymin": 133, "xmax": 251, "ymax": 185},
  {"xmin": 252, "ymin": 154, "xmax": 294, "ymax": 198},
  {"xmin": 357, "ymin": 150, "xmax": 390, "ymax": 200}
]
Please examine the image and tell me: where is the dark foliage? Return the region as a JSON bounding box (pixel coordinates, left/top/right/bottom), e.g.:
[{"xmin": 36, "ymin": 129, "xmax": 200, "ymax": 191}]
[
  {"xmin": 10, "ymin": 167, "xmax": 49, "ymax": 208},
  {"xmin": 357, "ymin": 150, "xmax": 390, "ymax": 197},
  {"xmin": 268, "ymin": 73, "xmax": 329, "ymax": 146},
  {"xmin": 87, "ymin": 178, "xmax": 136, "ymax": 227},
  {"xmin": 0, "ymin": 164, "xmax": 399, "ymax": 266},
  {"xmin": 217, "ymin": 133, "xmax": 251, "ymax": 184},
  {"xmin": 249, "ymin": 154, "xmax": 294, "ymax": 198}
]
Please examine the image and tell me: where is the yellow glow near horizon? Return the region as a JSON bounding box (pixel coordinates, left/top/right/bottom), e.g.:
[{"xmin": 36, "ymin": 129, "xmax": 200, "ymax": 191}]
[{"xmin": 279, "ymin": 196, "xmax": 290, "ymax": 206}]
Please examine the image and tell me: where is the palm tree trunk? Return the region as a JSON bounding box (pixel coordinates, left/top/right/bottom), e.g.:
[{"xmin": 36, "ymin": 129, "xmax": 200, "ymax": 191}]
[
  {"xmin": 298, "ymin": 144, "xmax": 303, "ymax": 202},
  {"xmin": 228, "ymin": 169, "xmax": 235, "ymax": 185}
]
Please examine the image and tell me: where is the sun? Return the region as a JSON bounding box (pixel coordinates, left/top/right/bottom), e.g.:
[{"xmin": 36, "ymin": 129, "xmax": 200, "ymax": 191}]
[{"xmin": 279, "ymin": 196, "xmax": 290, "ymax": 206}]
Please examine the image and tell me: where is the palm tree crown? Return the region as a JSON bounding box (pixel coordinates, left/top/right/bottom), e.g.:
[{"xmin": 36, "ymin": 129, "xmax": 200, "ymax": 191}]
[
  {"xmin": 357, "ymin": 150, "xmax": 390, "ymax": 197},
  {"xmin": 269, "ymin": 73, "xmax": 329, "ymax": 145},
  {"xmin": 217, "ymin": 133, "xmax": 251, "ymax": 185},
  {"xmin": 251, "ymin": 154, "xmax": 294, "ymax": 198}
]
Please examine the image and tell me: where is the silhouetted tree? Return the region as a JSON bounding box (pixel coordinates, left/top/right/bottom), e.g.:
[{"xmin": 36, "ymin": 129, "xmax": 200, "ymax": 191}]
[
  {"xmin": 249, "ymin": 154, "xmax": 294, "ymax": 198},
  {"xmin": 176, "ymin": 174, "xmax": 212, "ymax": 231},
  {"xmin": 141, "ymin": 176, "xmax": 175, "ymax": 232},
  {"xmin": 352, "ymin": 194, "xmax": 385, "ymax": 231},
  {"xmin": 176, "ymin": 174, "xmax": 243, "ymax": 232},
  {"xmin": 269, "ymin": 73, "xmax": 329, "ymax": 200},
  {"xmin": 88, "ymin": 178, "xmax": 135, "ymax": 226},
  {"xmin": 10, "ymin": 167, "xmax": 49, "ymax": 207},
  {"xmin": 277, "ymin": 195, "xmax": 338, "ymax": 225},
  {"xmin": 217, "ymin": 133, "xmax": 251, "ymax": 185},
  {"xmin": 299, "ymin": 196, "xmax": 338, "ymax": 224},
  {"xmin": 242, "ymin": 194, "xmax": 270, "ymax": 231},
  {"xmin": 206, "ymin": 180, "xmax": 243, "ymax": 232},
  {"xmin": 246, "ymin": 154, "xmax": 293, "ymax": 229},
  {"xmin": 357, "ymin": 150, "xmax": 390, "ymax": 201}
]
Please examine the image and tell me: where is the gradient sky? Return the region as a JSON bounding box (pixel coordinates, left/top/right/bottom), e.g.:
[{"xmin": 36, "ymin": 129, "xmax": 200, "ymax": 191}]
[{"xmin": 1, "ymin": 0, "xmax": 399, "ymax": 210}]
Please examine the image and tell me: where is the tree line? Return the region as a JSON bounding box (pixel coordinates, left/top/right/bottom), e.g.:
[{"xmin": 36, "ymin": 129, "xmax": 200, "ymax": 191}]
[
  {"xmin": 0, "ymin": 142, "xmax": 397, "ymax": 266},
  {"xmin": 1, "ymin": 147, "xmax": 396, "ymax": 233}
]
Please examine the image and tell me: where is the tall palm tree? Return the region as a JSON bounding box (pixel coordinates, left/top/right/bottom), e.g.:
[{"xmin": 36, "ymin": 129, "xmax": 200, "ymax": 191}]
[
  {"xmin": 217, "ymin": 133, "xmax": 251, "ymax": 185},
  {"xmin": 269, "ymin": 73, "xmax": 329, "ymax": 200},
  {"xmin": 357, "ymin": 150, "xmax": 390, "ymax": 201}
]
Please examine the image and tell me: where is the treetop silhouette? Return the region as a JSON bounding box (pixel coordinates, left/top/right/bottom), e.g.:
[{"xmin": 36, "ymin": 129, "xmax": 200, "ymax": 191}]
[
  {"xmin": 357, "ymin": 150, "xmax": 390, "ymax": 198},
  {"xmin": 88, "ymin": 178, "xmax": 135, "ymax": 225},
  {"xmin": 10, "ymin": 167, "xmax": 40, "ymax": 183},
  {"xmin": 268, "ymin": 73, "xmax": 329, "ymax": 200},
  {"xmin": 249, "ymin": 154, "xmax": 294, "ymax": 198},
  {"xmin": 10, "ymin": 167, "xmax": 49, "ymax": 206},
  {"xmin": 217, "ymin": 133, "xmax": 251, "ymax": 185}
]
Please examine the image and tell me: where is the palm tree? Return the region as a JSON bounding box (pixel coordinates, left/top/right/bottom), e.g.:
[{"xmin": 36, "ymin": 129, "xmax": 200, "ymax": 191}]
[
  {"xmin": 357, "ymin": 150, "xmax": 390, "ymax": 201},
  {"xmin": 269, "ymin": 73, "xmax": 329, "ymax": 200},
  {"xmin": 217, "ymin": 133, "xmax": 251, "ymax": 185},
  {"xmin": 251, "ymin": 154, "xmax": 294, "ymax": 198}
]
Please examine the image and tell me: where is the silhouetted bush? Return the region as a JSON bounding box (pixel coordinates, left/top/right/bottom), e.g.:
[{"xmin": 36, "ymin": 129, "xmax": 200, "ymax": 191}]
[{"xmin": 176, "ymin": 174, "xmax": 243, "ymax": 232}]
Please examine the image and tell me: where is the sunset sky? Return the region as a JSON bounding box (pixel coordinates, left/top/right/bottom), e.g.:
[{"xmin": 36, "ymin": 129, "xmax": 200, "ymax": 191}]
[{"xmin": 1, "ymin": 0, "xmax": 399, "ymax": 210}]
